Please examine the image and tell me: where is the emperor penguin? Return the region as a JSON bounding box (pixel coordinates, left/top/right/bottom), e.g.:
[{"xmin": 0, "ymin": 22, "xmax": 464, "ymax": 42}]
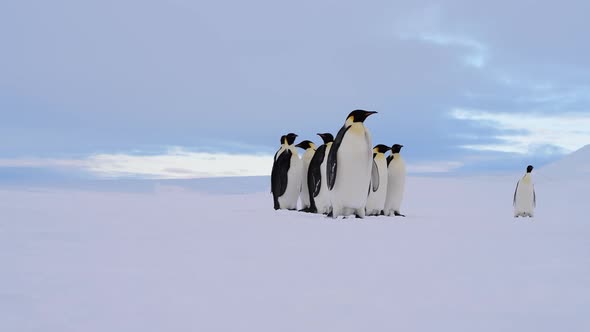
[
  {"xmin": 384, "ymin": 144, "xmax": 406, "ymax": 217},
  {"xmin": 366, "ymin": 144, "xmax": 391, "ymax": 216},
  {"xmin": 307, "ymin": 133, "xmax": 334, "ymax": 214},
  {"xmin": 271, "ymin": 133, "xmax": 302, "ymax": 210},
  {"xmin": 295, "ymin": 140, "xmax": 316, "ymax": 212},
  {"xmin": 513, "ymin": 165, "xmax": 536, "ymax": 218},
  {"xmin": 327, "ymin": 110, "xmax": 377, "ymax": 218}
]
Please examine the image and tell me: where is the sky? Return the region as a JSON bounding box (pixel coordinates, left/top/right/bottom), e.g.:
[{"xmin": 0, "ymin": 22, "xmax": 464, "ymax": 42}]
[{"xmin": 1, "ymin": 0, "xmax": 590, "ymax": 179}]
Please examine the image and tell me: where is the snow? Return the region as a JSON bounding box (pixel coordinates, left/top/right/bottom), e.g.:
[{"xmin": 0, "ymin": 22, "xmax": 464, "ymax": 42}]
[
  {"xmin": 538, "ymin": 144, "xmax": 590, "ymax": 179},
  {"xmin": 1, "ymin": 174, "xmax": 589, "ymax": 331}
]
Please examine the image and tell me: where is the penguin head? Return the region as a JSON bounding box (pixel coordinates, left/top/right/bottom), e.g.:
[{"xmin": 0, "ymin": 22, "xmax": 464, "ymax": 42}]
[
  {"xmin": 391, "ymin": 144, "xmax": 404, "ymax": 154},
  {"xmin": 295, "ymin": 140, "xmax": 315, "ymax": 150},
  {"xmin": 373, "ymin": 144, "xmax": 391, "ymax": 154},
  {"xmin": 317, "ymin": 133, "xmax": 334, "ymax": 144},
  {"xmin": 279, "ymin": 135, "xmax": 286, "ymax": 145},
  {"xmin": 346, "ymin": 109, "xmax": 377, "ymax": 124},
  {"xmin": 526, "ymin": 165, "xmax": 534, "ymax": 173},
  {"xmin": 284, "ymin": 133, "xmax": 298, "ymax": 145}
]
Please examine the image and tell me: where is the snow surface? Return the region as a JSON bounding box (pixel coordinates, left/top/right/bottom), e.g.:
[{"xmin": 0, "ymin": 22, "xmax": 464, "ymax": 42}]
[
  {"xmin": 1, "ymin": 174, "xmax": 589, "ymax": 332},
  {"xmin": 538, "ymin": 144, "xmax": 590, "ymax": 179}
]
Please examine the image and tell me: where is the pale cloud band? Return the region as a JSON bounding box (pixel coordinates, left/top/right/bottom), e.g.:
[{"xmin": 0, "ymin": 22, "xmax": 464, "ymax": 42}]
[
  {"xmin": 86, "ymin": 150, "xmax": 274, "ymax": 179},
  {"xmin": 451, "ymin": 108, "xmax": 590, "ymax": 154},
  {"xmin": 407, "ymin": 161, "xmax": 464, "ymax": 173},
  {"xmin": 0, "ymin": 147, "xmax": 463, "ymax": 179}
]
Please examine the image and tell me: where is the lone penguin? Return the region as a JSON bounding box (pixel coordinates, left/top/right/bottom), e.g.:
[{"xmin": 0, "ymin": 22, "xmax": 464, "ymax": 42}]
[
  {"xmin": 384, "ymin": 144, "xmax": 406, "ymax": 217},
  {"xmin": 366, "ymin": 144, "xmax": 391, "ymax": 216},
  {"xmin": 295, "ymin": 140, "xmax": 316, "ymax": 212},
  {"xmin": 514, "ymin": 165, "xmax": 536, "ymax": 218},
  {"xmin": 271, "ymin": 133, "xmax": 302, "ymax": 210},
  {"xmin": 327, "ymin": 110, "xmax": 377, "ymax": 218},
  {"xmin": 307, "ymin": 133, "xmax": 334, "ymax": 214}
]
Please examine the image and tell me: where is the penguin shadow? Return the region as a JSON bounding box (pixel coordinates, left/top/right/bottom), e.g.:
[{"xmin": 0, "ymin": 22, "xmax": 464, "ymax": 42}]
[{"xmin": 318, "ymin": 210, "xmax": 409, "ymax": 221}]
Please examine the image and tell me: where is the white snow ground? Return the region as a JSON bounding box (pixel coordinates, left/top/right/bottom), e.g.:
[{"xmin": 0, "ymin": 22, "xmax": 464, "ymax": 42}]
[
  {"xmin": 538, "ymin": 144, "xmax": 590, "ymax": 178},
  {"xmin": 1, "ymin": 161, "xmax": 589, "ymax": 331}
]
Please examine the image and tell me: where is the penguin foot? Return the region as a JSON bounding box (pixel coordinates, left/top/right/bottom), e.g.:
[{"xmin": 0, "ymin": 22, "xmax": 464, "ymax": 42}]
[
  {"xmin": 394, "ymin": 211, "xmax": 406, "ymax": 217},
  {"xmin": 326, "ymin": 211, "xmax": 333, "ymax": 218},
  {"xmin": 355, "ymin": 214, "xmax": 363, "ymax": 219}
]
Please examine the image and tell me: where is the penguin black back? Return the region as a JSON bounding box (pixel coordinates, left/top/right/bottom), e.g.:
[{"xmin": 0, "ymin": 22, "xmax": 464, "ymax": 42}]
[
  {"xmin": 306, "ymin": 133, "xmax": 333, "ymax": 212},
  {"xmin": 270, "ymin": 133, "xmax": 298, "ymax": 209},
  {"xmin": 271, "ymin": 149, "xmax": 292, "ymax": 209},
  {"xmin": 327, "ymin": 125, "xmax": 351, "ymax": 190}
]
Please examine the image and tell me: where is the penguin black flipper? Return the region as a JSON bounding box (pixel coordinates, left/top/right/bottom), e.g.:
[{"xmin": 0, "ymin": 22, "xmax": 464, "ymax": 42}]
[
  {"xmin": 309, "ymin": 144, "xmax": 326, "ymax": 197},
  {"xmin": 270, "ymin": 148, "xmax": 281, "ymax": 194},
  {"xmin": 327, "ymin": 125, "xmax": 351, "ymax": 190},
  {"xmin": 533, "ymin": 186, "xmax": 536, "ymax": 207},
  {"xmin": 271, "ymin": 150, "xmax": 292, "ymax": 208},
  {"xmin": 513, "ymin": 181, "xmax": 519, "ymax": 206},
  {"xmin": 307, "ymin": 144, "xmax": 326, "ymax": 213},
  {"xmin": 387, "ymin": 155, "xmax": 393, "ymax": 166},
  {"xmin": 371, "ymin": 159, "xmax": 379, "ymax": 192}
]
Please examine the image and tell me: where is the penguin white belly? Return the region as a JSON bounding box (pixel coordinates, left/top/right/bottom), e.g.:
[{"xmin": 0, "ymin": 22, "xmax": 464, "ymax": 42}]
[
  {"xmin": 315, "ymin": 145, "xmax": 332, "ymax": 214},
  {"xmin": 278, "ymin": 152, "xmax": 302, "ymax": 210},
  {"xmin": 514, "ymin": 177, "xmax": 535, "ymax": 217},
  {"xmin": 299, "ymin": 150, "xmax": 314, "ymax": 209},
  {"xmin": 366, "ymin": 155, "xmax": 388, "ymax": 215},
  {"xmin": 384, "ymin": 158, "xmax": 406, "ymax": 215},
  {"xmin": 331, "ymin": 129, "xmax": 372, "ymax": 214}
]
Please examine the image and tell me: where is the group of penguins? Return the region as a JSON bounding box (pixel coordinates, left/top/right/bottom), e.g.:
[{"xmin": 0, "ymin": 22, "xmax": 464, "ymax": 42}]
[
  {"xmin": 270, "ymin": 109, "xmax": 538, "ymax": 219},
  {"xmin": 270, "ymin": 110, "xmax": 407, "ymax": 219}
]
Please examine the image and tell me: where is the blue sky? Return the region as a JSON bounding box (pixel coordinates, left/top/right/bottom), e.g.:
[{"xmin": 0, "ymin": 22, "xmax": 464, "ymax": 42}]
[{"xmin": 1, "ymin": 0, "xmax": 590, "ymax": 179}]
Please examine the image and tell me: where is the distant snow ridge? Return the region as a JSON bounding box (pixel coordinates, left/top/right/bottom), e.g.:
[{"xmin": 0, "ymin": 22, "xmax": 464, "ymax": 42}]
[{"xmin": 539, "ymin": 144, "xmax": 590, "ymax": 179}]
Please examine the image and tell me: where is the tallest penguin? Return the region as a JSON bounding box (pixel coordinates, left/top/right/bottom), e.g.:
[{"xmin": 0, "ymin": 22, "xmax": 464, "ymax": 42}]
[{"xmin": 327, "ymin": 110, "xmax": 377, "ymax": 218}]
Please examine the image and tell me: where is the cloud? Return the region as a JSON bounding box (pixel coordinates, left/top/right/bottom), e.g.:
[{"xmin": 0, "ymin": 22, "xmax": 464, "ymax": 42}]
[
  {"xmin": 0, "ymin": 147, "xmax": 465, "ymax": 179},
  {"xmin": 85, "ymin": 149, "xmax": 274, "ymax": 179},
  {"xmin": 0, "ymin": 148, "xmax": 273, "ymax": 179},
  {"xmin": 396, "ymin": 5, "xmax": 489, "ymax": 69},
  {"xmin": 407, "ymin": 161, "xmax": 464, "ymax": 174},
  {"xmin": 415, "ymin": 33, "xmax": 488, "ymax": 68},
  {"xmin": 0, "ymin": 158, "xmax": 87, "ymax": 168},
  {"xmin": 450, "ymin": 108, "xmax": 590, "ymax": 154}
]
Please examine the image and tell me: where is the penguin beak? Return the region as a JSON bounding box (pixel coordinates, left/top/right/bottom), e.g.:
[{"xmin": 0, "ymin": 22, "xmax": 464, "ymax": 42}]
[
  {"xmin": 361, "ymin": 111, "xmax": 377, "ymax": 122},
  {"xmin": 364, "ymin": 111, "xmax": 378, "ymax": 117},
  {"xmin": 295, "ymin": 142, "xmax": 305, "ymax": 148}
]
